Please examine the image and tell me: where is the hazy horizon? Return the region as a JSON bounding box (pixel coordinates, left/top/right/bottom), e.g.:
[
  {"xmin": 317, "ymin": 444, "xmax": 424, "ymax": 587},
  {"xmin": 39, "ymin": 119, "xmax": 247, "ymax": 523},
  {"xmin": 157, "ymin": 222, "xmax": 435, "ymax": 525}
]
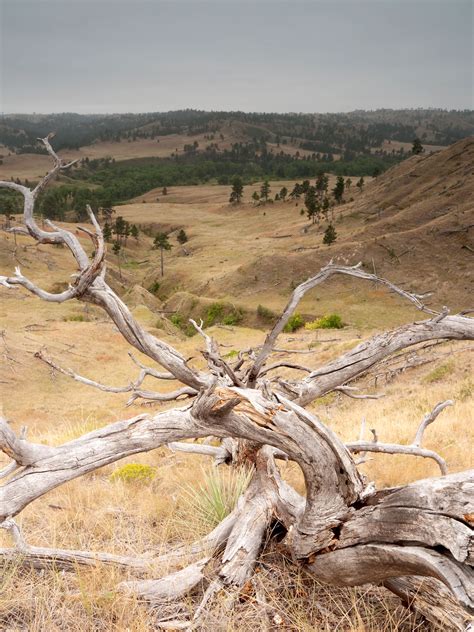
[
  {"xmin": 2, "ymin": 106, "xmax": 473, "ymax": 117},
  {"xmin": 1, "ymin": 0, "xmax": 472, "ymax": 114}
]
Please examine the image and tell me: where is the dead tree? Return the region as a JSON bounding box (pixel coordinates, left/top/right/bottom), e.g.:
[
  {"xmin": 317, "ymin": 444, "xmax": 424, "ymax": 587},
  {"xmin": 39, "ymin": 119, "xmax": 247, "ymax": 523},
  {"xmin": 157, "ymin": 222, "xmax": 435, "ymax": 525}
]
[{"xmin": 0, "ymin": 136, "xmax": 473, "ymax": 629}]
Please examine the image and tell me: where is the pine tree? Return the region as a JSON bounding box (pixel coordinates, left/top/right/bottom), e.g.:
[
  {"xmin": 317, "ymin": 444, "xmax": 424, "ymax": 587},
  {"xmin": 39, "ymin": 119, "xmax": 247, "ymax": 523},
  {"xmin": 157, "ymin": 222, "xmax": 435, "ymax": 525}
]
[
  {"xmin": 333, "ymin": 176, "xmax": 345, "ymax": 203},
  {"xmin": 356, "ymin": 177, "xmax": 364, "ymax": 193},
  {"xmin": 153, "ymin": 232, "xmax": 172, "ymax": 277},
  {"xmin": 279, "ymin": 186, "xmax": 288, "ymax": 201},
  {"xmin": 103, "ymin": 222, "xmax": 112, "ymax": 242},
  {"xmin": 229, "ymin": 176, "xmax": 244, "ymax": 204},
  {"xmin": 252, "ymin": 191, "xmax": 260, "ymax": 205},
  {"xmin": 323, "ymin": 223, "xmax": 337, "ymax": 246},
  {"xmin": 412, "ymin": 138, "xmax": 423, "ymax": 155},
  {"xmin": 162, "ymin": 186, "xmax": 168, "ymax": 196},
  {"xmin": 260, "ymin": 180, "xmax": 270, "ymax": 202},
  {"xmin": 315, "ymin": 174, "xmax": 328, "ymax": 196},
  {"xmin": 112, "ymin": 240, "xmax": 122, "ymax": 278},
  {"xmin": 177, "ymin": 229, "xmax": 188, "ymax": 244},
  {"xmin": 304, "ymin": 186, "xmax": 320, "ymax": 224},
  {"xmin": 130, "ymin": 224, "xmax": 139, "ymax": 240}
]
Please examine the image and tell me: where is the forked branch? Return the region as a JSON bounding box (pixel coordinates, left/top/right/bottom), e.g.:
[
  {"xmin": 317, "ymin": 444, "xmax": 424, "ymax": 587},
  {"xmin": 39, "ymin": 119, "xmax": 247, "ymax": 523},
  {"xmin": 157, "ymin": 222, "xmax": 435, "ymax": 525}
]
[{"xmin": 346, "ymin": 400, "xmax": 453, "ymax": 474}]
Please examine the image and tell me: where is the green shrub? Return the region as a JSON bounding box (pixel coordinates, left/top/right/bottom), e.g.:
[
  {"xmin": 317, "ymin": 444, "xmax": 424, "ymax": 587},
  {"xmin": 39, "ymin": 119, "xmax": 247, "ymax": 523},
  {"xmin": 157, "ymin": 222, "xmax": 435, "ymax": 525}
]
[
  {"xmin": 204, "ymin": 302, "xmax": 243, "ymax": 327},
  {"xmin": 283, "ymin": 313, "xmax": 304, "ymax": 333},
  {"xmin": 148, "ymin": 281, "xmax": 160, "ymax": 295},
  {"xmin": 204, "ymin": 302, "xmax": 225, "ymax": 327},
  {"xmin": 305, "ymin": 314, "xmax": 343, "ymax": 330},
  {"xmin": 170, "ymin": 313, "xmax": 184, "ymax": 327},
  {"xmin": 224, "ymin": 349, "xmax": 239, "ymax": 359},
  {"xmin": 424, "ymin": 363, "xmax": 453, "ymax": 383},
  {"xmin": 257, "ymin": 304, "xmax": 277, "ymax": 323},
  {"xmin": 222, "ymin": 309, "xmax": 243, "ymax": 326},
  {"xmin": 63, "ymin": 314, "xmax": 85, "ymax": 322},
  {"xmin": 180, "ymin": 465, "xmax": 253, "ymax": 529},
  {"xmin": 110, "ymin": 463, "xmax": 157, "ymax": 483}
]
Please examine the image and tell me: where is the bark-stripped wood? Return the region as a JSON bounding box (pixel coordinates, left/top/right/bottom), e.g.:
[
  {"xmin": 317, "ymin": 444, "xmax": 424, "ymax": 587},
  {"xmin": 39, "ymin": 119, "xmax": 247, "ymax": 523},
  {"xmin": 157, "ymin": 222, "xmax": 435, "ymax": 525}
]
[{"xmin": 0, "ymin": 137, "xmax": 473, "ymax": 622}]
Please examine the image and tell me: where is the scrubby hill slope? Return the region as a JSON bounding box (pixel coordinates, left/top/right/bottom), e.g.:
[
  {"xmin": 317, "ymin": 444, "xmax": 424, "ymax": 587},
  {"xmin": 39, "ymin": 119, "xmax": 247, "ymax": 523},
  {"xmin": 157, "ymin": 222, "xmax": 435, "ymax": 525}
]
[{"xmin": 206, "ymin": 137, "xmax": 473, "ymax": 309}]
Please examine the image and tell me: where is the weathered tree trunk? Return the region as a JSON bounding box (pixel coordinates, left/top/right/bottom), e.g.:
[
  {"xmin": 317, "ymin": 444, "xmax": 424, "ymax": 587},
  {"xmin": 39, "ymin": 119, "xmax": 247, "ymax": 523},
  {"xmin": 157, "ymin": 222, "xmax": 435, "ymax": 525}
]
[{"xmin": 0, "ymin": 136, "xmax": 473, "ymax": 627}]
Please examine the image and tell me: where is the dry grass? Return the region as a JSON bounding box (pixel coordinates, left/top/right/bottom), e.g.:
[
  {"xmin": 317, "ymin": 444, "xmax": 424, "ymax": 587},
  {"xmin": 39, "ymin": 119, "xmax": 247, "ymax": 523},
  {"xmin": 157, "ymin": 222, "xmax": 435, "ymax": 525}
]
[{"xmin": 0, "ymin": 172, "xmax": 472, "ymax": 629}]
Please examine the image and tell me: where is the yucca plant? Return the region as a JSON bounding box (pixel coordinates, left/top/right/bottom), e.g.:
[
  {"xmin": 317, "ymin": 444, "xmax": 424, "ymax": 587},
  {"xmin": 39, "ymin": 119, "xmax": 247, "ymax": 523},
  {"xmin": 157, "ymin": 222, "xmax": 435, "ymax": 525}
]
[{"xmin": 180, "ymin": 465, "xmax": 253, "ymax": 529}]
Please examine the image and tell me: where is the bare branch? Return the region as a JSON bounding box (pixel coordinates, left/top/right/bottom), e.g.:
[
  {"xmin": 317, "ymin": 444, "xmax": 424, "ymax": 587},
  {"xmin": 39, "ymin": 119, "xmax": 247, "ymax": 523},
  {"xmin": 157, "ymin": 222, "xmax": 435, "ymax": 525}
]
[
  {"xmin": 347, "ymin": 400, "xmax": 454, "ymax": 475},
  {"xmin": 167, "ymin": 441, "xmax": 231, "ymax": 462},
  {"xmin": 125, "ymin": 386, "xmax": 197, "ymax": 406},
  {"xmin": 247, "ymin": 262, "xmax": 439, "ymax": 386},
  {"xmin": 190, "ymin": 318, "xmax": 244, "ymax": 386},
  {"xmin": 334, "ymin": 385, "xmax": 385, "ymax": 400},
  {"xmin": 413, "ymin": 400, "xmax": 453, "ymax": 447},
  {"xmin": 0, "ymin": 517, "xmax": 152, "ymax": 572},
  {"xmin": 34, "ymin": 350, "xmax": 185, "ymax": 405},
  {"xmin": 258, "ymin": 361, "xmax": 312, "ymax": 377},
  {"xmin": 293, "ymin": 315, "xmax": 474, "ymax": 406}
]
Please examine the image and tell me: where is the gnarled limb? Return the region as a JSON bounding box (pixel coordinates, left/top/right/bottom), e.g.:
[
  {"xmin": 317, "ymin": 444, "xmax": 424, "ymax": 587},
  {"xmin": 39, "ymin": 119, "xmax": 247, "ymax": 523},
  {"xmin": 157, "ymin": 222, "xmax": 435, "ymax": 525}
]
[
  {"xmin": 290, "ymin": 315, "xmax": 474, "ymax": 405},
  {"xmin": 307, "ymin": 544, "xmax": 473, "ymax": 612},
  {"xmin": 0, "ymin": 518, "xmax": 152, "ymax": 572},
  {"xmin": 347, "ymin": 399, "xmax": 453, "ymax": 474}
]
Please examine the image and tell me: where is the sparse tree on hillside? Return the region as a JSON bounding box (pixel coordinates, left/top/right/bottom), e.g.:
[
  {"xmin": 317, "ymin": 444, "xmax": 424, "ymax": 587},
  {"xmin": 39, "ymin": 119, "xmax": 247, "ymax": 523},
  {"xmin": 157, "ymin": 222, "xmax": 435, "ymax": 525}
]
[
  {"xmin": 279, "ymin": 186, "xmax": 288, "ymax": 201},
  {"xmin": 315, "ymin": 173, "xmax": 328, "ymax": 197},
  {"xmin": 229, "ymin": 176, "xmax": 244, "ymax": 204},
  {"xmin": 304, "ymin": 186, "xmax": 320, "ymax": 224},
  {"xmin": 112, "ymin": 240, "xmax": 122, "ymax": 278},
  {"xmin": 356, "ymin": 176, "xmax": 364, "ymax": 193},
  {"xmin": 412, "ymin": 138, "xmax": 424, "ymax": 155},
  {"xmin": 102, "ymin": 222, "xmax": 112, "ymax": 242},
  {"xmin": 333, "ymin": 176, "xmax": 345, "ymax": 203},
  {"xmin": 130, "ymin": 224, "xmax": 139, "ymax": 241},
  {"xmin": 260, "ymin": 179, "xmax": 271, "ymax": 202},
  {"xmin": 251, "ymin": 191, "xmax": 260, "ymax": 205},
  {"xmin": 153, "ymin": 231, "xmax": 172, "ymax": 277},
  {"xmin": 0, "ymin": 135, "xmax": 473, "ymax": 631},
  {"xmin": 162, "ymin": 186, "xmax": 168, "ymax": 196},
  {"xmin": 323, "ymin": 223, "xmax": 337, "ymax": 245},
  {"xmin": 177, "ymin": 228, "xmax": 188, "ymax": 245}
]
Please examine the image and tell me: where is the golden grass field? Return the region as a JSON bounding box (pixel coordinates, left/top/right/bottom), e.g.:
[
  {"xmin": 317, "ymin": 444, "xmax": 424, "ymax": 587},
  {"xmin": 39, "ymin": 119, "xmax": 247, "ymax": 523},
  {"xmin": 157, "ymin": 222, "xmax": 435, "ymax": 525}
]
[{"xmin": 0, "ymin": 141, "xmax": 473, "ymax": 630}]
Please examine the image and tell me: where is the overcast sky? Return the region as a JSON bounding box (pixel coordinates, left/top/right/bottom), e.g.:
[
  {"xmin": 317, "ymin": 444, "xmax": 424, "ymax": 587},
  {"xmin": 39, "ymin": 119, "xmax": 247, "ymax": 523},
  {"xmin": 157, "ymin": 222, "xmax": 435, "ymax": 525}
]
[{"xmin": 1, "ymin": 0, "xmax": 472, "ymax": 114}]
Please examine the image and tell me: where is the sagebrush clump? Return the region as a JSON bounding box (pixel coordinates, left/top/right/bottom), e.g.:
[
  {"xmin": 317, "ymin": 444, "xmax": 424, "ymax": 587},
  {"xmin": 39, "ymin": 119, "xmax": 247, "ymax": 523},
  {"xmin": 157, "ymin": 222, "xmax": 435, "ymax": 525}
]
[
  {"xmin": 305, "ymin": 313, "xmax": 343, "ymax": 329},
  {"xmin": 110, "ymin": 463, "xmax": 157, "ymax": 483}
]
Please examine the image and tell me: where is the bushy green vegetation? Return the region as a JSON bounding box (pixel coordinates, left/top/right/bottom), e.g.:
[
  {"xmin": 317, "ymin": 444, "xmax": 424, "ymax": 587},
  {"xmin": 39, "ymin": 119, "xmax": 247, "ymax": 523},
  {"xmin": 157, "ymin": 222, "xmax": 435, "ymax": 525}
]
[
  {"xmin": 204, "ymin": 302, "xmax": 243, "ymax": 327},
  {"xmin": 305, "ymin": 314, "xmax": 344, "ymax": 329},
  {"xmin": 110, "ymin": 463, "xmax": 157, "ymax": 483},
  {"xmin": 283, "ymin": 313, "xmax": 305, "ymax": 332},
  {"xmin": 148, "ymin": 281, "xmax": 161, "ymax": 295}
]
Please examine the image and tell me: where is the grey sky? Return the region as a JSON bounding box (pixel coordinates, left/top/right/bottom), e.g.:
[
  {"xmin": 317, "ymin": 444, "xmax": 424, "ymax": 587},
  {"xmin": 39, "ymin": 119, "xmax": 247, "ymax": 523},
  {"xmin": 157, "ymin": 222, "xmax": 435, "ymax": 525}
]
[{"xmin": 1, "ymin": 0, "xmax": 472, "ymax": 114}]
